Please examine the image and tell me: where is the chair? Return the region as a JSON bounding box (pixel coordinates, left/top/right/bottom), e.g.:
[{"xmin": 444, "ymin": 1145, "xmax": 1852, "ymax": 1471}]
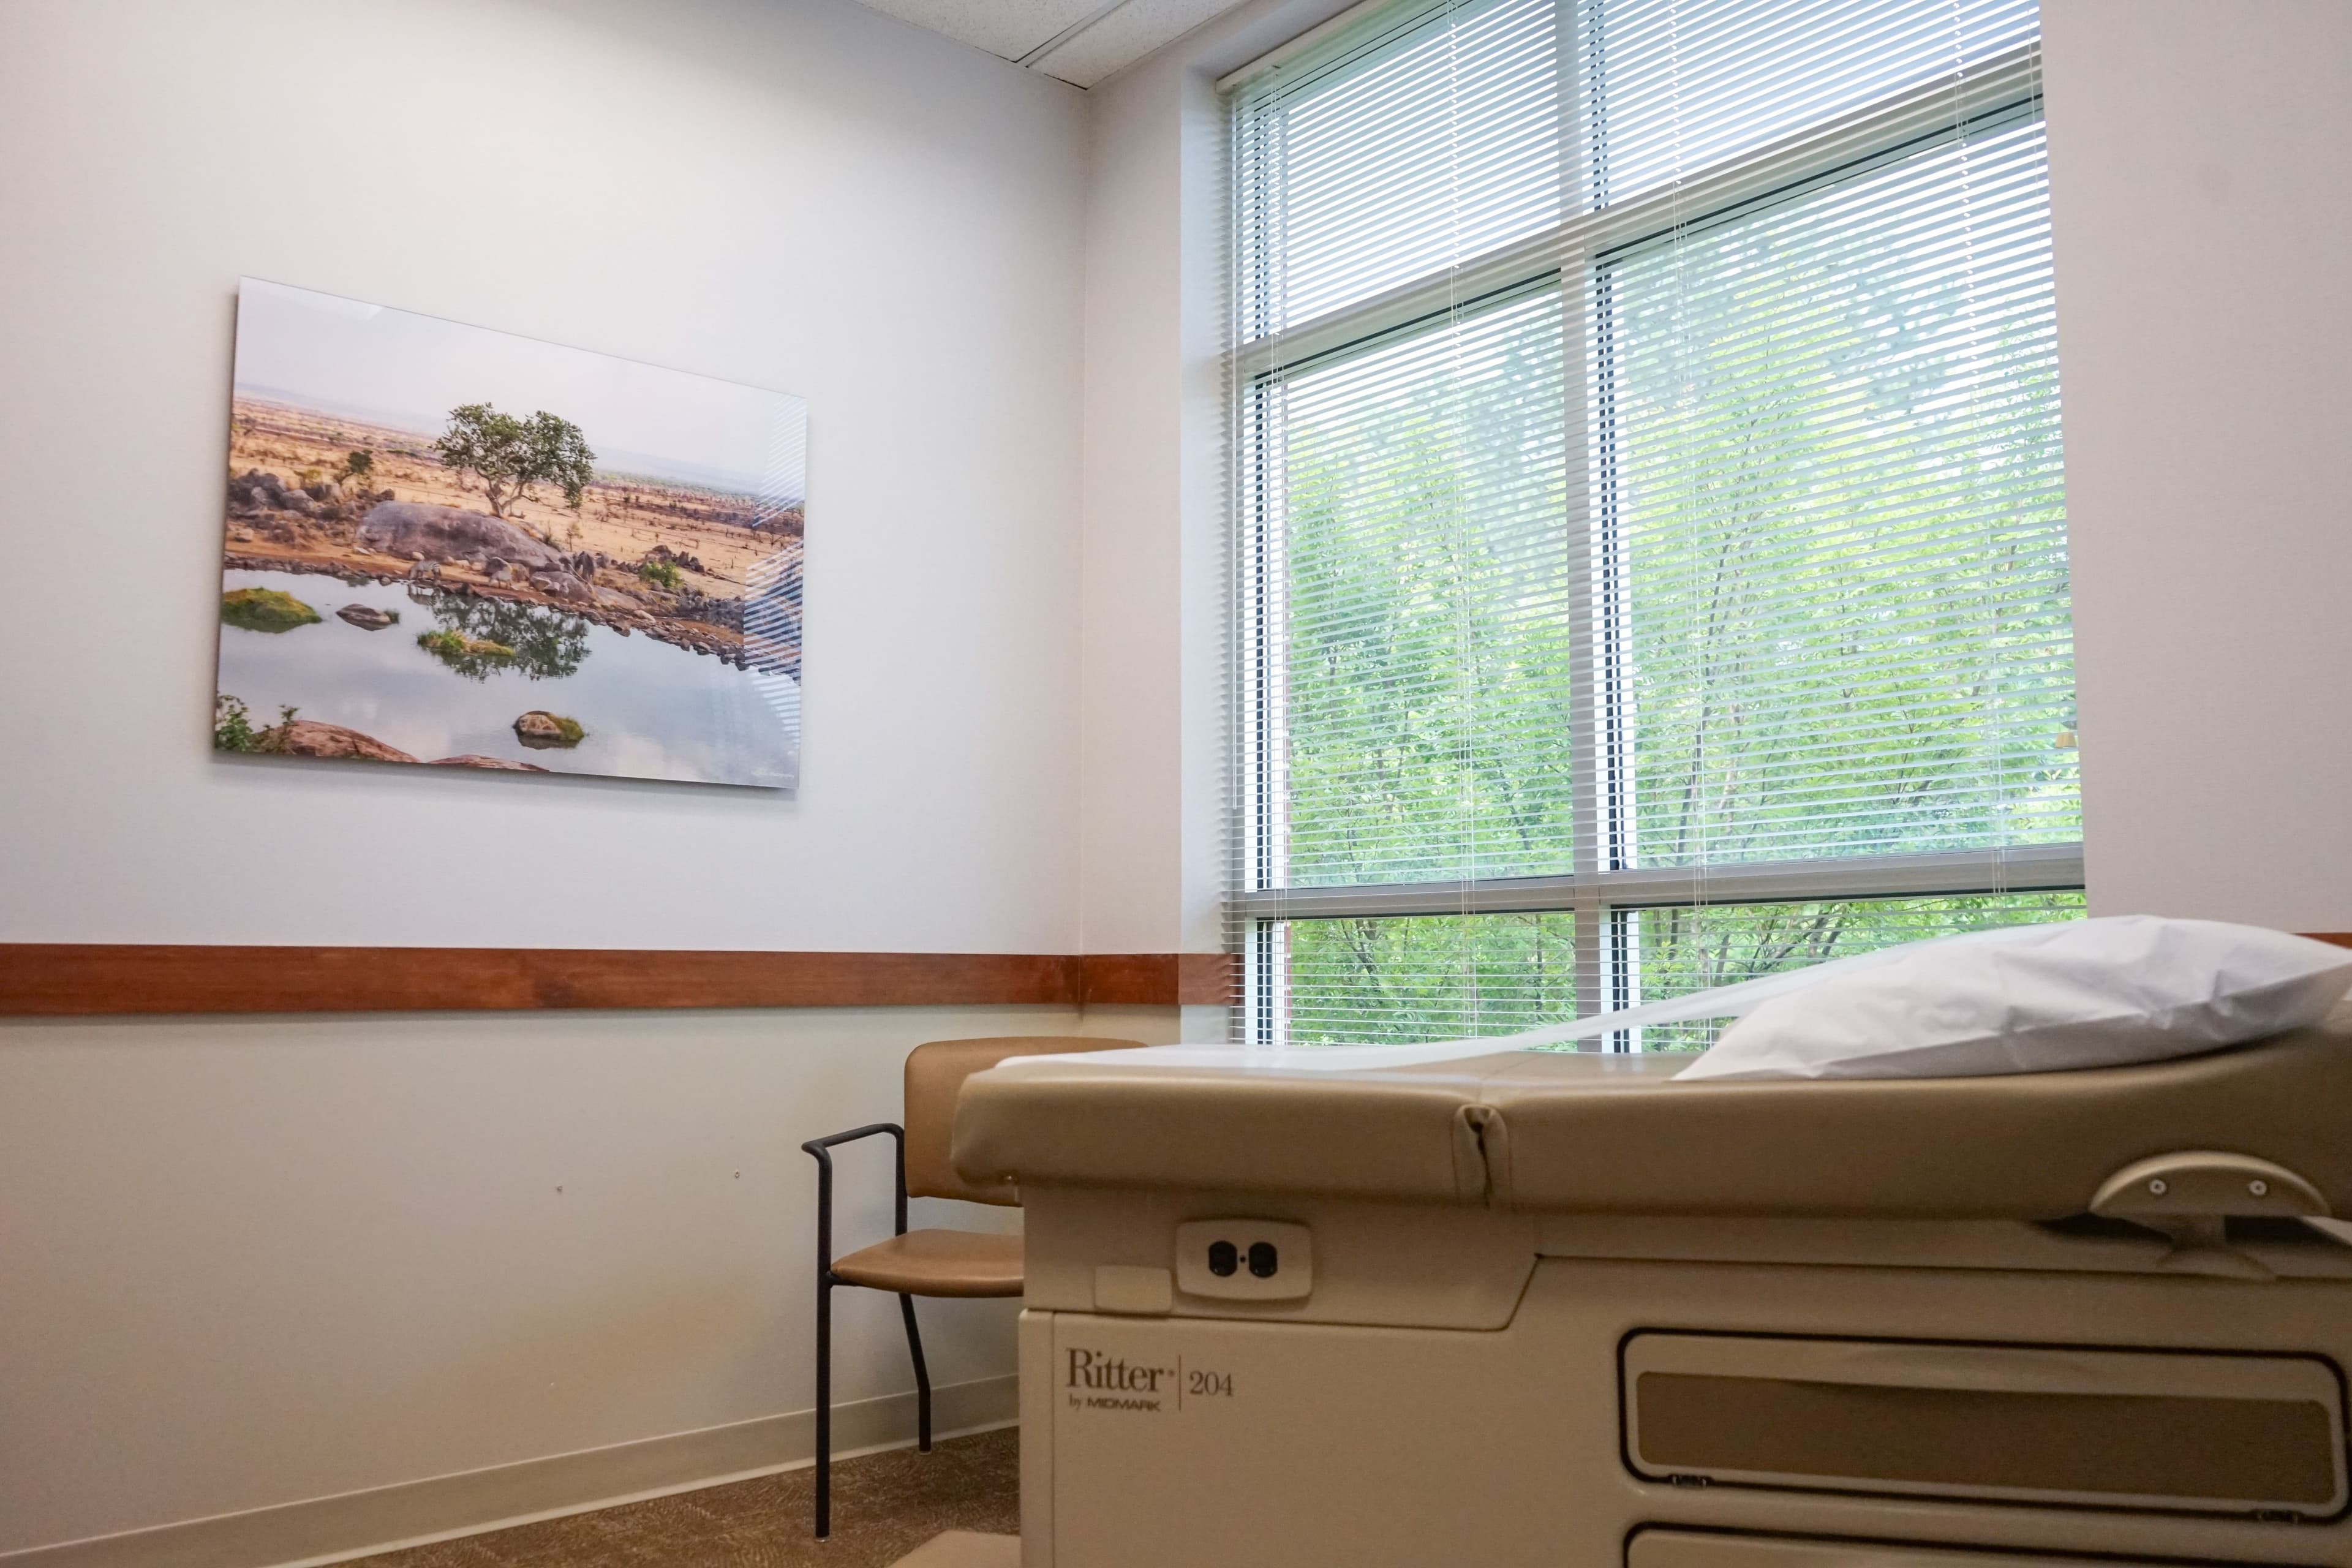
[{"xmin": 801, "ymin": 1035, "xmax": 1143, "ymax": 1538}]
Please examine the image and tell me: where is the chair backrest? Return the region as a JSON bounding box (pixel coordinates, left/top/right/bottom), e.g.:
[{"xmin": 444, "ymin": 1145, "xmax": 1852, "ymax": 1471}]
[{"xmin": 904, "ymin": 1035, "xmax": 1144, "ymax": 1205}]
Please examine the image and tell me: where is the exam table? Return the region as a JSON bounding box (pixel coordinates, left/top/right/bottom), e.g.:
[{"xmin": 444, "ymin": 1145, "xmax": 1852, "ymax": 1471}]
[{"xmin": 952, "ymin": 1008, "xmax": 2352, "ymax": 1567}]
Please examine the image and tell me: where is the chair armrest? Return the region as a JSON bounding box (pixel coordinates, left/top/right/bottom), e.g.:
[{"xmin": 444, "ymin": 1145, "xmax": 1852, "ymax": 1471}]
[
  {"xmin": 803, "ymin": 1123, "xmax": 906, "ymax": 1158},
  {"xmin": 803, "ymin": 1123, "xmax": 907, "ymax": 1273}
]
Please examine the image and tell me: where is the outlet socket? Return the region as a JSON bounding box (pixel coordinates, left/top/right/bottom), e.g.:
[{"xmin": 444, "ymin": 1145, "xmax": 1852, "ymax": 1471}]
[{"xmin": 1174, "ymin": 1219, "xmax": 1313, "ymax": 1301}]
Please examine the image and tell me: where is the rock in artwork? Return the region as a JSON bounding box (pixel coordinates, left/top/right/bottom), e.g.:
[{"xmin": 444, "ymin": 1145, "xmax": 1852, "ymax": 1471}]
[{"xmin": 213, "ymin": 279, "xmax": 805, "ymax": 788}]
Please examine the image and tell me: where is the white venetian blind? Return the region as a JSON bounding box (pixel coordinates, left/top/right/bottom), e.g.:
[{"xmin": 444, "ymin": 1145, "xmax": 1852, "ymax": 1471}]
[
  {"xmin": 1248, "ymin": 288, "xmax": 1574, "ymax": 891},
  {"xmin": 1600, "ymin": 125, "xmax": 2074, "ymax": 873},
  {"xmin": 1581, "ymin": 0, "xmax": 2041, "ymax": 208},
  {"xmin": 1237, "ymin": 0, "xmax": 1562, "ymax": 339},
  {"xmin": 1231, "ymin": 0, "xmax": 2078, "ymax": 1047},
  {"xmin": 1237, "ymin": 0, "xmax": 1574, "ymax": 904}
]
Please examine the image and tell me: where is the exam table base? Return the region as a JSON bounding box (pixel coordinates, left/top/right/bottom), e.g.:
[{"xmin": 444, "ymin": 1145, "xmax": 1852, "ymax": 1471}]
[{"xmin": 1020, "ymin": 1252, "xmax": 2352, "ymax": 1567}]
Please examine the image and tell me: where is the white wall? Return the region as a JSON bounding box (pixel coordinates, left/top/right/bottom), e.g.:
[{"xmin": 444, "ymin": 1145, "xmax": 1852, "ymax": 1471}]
[
  {"xmin": 2043, "ymin": 0, "xmax": 2352, "ymax": 929},
  {"xmin": 1074, "ymin": 70, "xmax": 1188, "ymax": 956},
  {"xmin": 0, "ymin": 0, "xmax": 1095, "ymax": 1555},
  {"xmin": 1076, "ymin": 0, "xmax": 1358, "ymax": 965},
  {"xmin": 0, "ymin": 0, "xmax": 1085, "ymax": 954}
]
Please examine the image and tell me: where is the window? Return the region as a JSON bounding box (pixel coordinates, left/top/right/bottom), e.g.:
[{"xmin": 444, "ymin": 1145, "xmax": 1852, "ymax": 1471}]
[{"xmin": 1231, "ymin": 0, "xmax": 2080, "ymax": 1049}]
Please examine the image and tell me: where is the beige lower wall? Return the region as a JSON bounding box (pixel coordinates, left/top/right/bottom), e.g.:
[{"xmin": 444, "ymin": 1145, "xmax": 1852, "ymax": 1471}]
[
  {"xmin": 8, "ymin": 1374, "xmax": 1017, "ymax": 1568},
  {"xmin": 1062, "ymin": 1005, "xmax": 1186, "ymax": 1047},
  {"xmin": 0, "ymin": 1006, "xmax": 1094, "ymax": 1558}
]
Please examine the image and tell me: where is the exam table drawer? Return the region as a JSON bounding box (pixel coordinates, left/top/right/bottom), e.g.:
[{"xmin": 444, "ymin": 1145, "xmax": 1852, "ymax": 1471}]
[
  {"xmin": 1627, "ymin": 1529, "xmax": 2293, "ymax": 1567},
  {"xmin": 1623, "ymin": 1333, "xmax": 2348, "ymax": 1518}
]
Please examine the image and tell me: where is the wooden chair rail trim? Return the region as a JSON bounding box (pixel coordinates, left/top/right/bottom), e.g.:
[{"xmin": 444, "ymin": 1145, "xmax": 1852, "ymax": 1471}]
[
  {"xmin": 0, "ymin": 946, "xmax": 1242, "ymax": 1017},
  {"xmin": 4, "ymin": 937, "xmax": 2342, "ymax": 1017}
]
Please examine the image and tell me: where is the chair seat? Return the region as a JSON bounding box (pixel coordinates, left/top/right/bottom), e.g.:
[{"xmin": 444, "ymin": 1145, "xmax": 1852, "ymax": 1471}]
[{"xmin": 831, "ymin": 1228, "xmax": 1023, "ymax": 1297}]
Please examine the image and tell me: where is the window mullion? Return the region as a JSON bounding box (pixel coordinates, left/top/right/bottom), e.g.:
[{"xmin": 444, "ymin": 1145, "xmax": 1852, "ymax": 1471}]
[
  {"xmin": 1227, "ymin": 843, "xmax": 2088, "ymax": 921},
  {"xmin": 1559, "ymin": 0, "xmax": 1603, "ymax": 1025}
]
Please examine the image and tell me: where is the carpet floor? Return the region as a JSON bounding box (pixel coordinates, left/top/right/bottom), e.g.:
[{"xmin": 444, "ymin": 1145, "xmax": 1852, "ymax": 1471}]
[{"xmin": 353, "ymin": 1428, "xmax": 1019, "ymax": 1568}]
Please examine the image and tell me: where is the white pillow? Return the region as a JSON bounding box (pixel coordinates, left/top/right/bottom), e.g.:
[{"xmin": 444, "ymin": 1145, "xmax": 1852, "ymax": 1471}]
[{"xmin": 1675, "ymin": 916, "xmax": 2352, "ymax": 1082}]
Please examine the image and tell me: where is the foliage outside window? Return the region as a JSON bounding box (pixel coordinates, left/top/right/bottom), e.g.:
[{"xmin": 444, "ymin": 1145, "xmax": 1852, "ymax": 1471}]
[{"xmin": 1232, "ymin": 0, "xmax": 2079, "ymax": 1048}]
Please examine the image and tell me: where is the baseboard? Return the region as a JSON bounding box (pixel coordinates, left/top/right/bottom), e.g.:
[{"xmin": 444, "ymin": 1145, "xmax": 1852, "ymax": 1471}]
[{"xmin": 2, "ymin": 1376, "xmax": 1018, "ymax": 1568}]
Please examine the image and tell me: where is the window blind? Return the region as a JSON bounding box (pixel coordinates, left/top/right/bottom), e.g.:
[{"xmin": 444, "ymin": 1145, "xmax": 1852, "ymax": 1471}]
[
  {"xmin": 1255, "ymin": 287, "xmax": 1573, "ymax": 891},
  {"xmin": 1600, "ymin": 118, "xmax": 2073, "ymax": 876},
  {"xmin": 1581, "ymin": 0, "xmax": 2041, "ymax": 209},
  {"xmin": 1232, "ymin": 0, "xmax": 2077, "ymax": 1049},
  {"xmin": 1237, "ymin": 0, "xmax": 1561, "ymax": 339}
]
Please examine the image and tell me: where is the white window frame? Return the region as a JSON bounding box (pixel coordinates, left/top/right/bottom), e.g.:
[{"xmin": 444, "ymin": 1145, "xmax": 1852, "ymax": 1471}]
[{"xmin": 1228, "ymin": 23, "xmax": 2082, "ymax": 1047}]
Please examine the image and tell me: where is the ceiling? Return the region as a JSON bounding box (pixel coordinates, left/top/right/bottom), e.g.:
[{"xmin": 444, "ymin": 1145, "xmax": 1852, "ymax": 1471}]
[{"xmin": 856, "ymin": 0, "xmax": 1251, "ymax": 87}]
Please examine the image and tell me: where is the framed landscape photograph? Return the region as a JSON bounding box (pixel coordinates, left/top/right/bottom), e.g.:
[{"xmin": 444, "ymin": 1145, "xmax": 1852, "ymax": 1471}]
[{"xmin": 214, "ymin": 279, "xmax": 804, "ymax": 788}]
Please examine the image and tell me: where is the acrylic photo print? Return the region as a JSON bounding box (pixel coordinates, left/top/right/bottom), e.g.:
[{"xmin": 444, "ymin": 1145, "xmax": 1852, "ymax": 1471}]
[{"xmin": 214, "ymin": 279, "xmax": 804, "ymax": 788}]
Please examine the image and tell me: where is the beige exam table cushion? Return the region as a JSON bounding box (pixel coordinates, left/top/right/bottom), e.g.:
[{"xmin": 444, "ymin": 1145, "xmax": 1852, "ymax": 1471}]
[{"xmin": 953, "ymin": 1010, "xmax": 2352, "ymax": 1220}]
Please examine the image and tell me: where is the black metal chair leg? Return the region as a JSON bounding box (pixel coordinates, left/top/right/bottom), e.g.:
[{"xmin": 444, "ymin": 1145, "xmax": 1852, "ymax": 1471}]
[
  {"xmin": 899, "ymin": 1292, "xmax": 933, "ymax": 1451},
  {"xmin": 801, "ymin": 1119, "xmax": 910, "ymax": 1540},
  {"xmin": 815, "ymin": 1275, "xmax": 832, "ymax": 1539}
]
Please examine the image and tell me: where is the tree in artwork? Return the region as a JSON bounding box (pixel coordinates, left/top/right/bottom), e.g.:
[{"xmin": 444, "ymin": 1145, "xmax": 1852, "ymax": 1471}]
[{"xmin": 433, "ymin": 404, "xmax": 596, "ymax": 523}]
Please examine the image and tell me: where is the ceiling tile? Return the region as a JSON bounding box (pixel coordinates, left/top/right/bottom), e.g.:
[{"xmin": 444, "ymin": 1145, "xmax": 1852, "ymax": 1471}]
[
  {"xmin": 854, "ymin": 0, "xmax": 1107, "ymax": 63},
  {"xmin": 1028, "ymin": 0, "xmax": 1247, "ymax": 85}
]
